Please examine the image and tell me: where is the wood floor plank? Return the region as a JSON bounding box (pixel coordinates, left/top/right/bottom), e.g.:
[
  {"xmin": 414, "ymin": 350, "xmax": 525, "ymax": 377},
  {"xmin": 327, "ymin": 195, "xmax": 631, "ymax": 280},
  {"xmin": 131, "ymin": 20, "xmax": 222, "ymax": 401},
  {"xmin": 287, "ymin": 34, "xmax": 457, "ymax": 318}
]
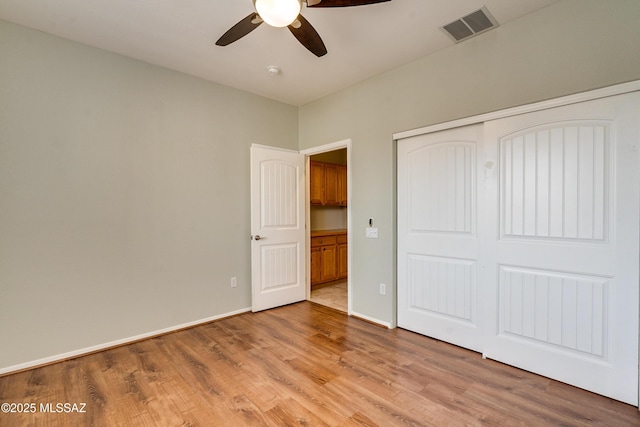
[
  {"xmin": 1, "ymin": 301, "xmax": 639, "ymax": 426},
  {"xmin": 245, "ymin": 346, "xmax": 350, "ymax": 424},
  {"xmin": 265, "ymin": 397, "xmax": 333, "ymax": 426}
]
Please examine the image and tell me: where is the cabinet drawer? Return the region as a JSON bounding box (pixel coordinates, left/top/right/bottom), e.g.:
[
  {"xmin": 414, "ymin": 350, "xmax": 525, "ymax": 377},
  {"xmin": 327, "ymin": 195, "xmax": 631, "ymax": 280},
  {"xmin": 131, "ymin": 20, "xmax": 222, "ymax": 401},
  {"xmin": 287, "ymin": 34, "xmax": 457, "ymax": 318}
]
[
  {"xmin": 311, "ymin": 235, "xmax": 337, "ymax": 247},
  {"xmin": 337, "ymin": 234, "xmax": 347, "ymax": 244}
]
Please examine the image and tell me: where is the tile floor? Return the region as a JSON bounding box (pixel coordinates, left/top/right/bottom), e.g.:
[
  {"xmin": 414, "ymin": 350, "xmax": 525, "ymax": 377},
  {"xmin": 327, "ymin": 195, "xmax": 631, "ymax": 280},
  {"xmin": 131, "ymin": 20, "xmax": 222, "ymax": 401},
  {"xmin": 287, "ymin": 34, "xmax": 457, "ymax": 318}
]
[{"xmin": 309, "ymin": 281, "xmax": 347, "ymax": 313}]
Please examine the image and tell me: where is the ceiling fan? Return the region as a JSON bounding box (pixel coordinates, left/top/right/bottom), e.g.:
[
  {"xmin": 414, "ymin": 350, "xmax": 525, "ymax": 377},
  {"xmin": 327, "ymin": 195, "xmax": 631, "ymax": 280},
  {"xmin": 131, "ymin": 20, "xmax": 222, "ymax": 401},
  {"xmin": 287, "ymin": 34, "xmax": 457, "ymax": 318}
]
[{"xmin": 215, "ymin": 0, "xmax": 391, "ymax": 57}]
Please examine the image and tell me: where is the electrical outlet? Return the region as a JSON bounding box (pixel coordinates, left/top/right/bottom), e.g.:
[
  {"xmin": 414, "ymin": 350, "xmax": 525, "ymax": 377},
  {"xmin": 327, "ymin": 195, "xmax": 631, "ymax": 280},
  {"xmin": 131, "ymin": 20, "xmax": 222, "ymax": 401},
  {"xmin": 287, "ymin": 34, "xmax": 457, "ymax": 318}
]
[
  {"xmin": 230, "ymin": 277, "xmax": 237, "ymax": 288},
  {"xmin": 379, "ymin": 283, "xmax": 386, "ymax": 295}
]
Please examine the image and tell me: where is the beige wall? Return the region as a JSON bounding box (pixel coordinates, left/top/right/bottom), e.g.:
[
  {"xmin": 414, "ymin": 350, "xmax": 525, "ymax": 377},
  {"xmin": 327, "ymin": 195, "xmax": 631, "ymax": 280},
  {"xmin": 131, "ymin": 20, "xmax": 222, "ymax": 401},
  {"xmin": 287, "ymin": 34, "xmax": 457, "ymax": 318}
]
[
  {"xmin": 0, "ymin": 20, "xmax": 298, "ymax": 370},
  {"xmin": 299, "ymin": 0, "xmax": 640, "ymax": 325}
]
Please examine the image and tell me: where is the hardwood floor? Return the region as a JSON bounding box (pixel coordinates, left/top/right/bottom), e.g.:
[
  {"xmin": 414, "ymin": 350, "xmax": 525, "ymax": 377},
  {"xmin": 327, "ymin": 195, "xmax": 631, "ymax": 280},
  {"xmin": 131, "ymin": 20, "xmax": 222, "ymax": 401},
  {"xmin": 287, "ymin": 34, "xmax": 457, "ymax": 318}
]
[{"xmin": 1, "ymin": 302, "xmax": 639, "ymax": 426}]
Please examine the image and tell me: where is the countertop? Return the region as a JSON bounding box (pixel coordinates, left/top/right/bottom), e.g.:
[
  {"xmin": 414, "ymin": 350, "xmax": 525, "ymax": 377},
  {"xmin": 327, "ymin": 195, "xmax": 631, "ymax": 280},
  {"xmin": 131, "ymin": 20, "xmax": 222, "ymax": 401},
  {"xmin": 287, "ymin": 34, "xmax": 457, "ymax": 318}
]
[{"xmin": 310, "ymin": 229, "xmax": 347, "ymax": 237}]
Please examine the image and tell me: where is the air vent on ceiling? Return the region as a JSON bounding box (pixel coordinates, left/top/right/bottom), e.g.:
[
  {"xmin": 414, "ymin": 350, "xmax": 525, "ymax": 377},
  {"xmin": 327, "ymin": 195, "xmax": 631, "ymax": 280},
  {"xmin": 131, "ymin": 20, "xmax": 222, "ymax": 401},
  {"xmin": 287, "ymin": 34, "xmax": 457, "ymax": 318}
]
[{"xmin": 442, "ymin": 6, "xmax": 499, "ymax": 43}]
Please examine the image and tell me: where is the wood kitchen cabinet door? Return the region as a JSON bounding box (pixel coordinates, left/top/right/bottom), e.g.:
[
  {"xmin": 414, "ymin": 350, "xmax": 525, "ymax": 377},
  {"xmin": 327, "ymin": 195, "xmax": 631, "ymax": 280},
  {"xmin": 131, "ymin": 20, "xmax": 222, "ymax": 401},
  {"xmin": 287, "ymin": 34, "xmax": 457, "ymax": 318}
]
[
  {"xmin": 310, "ymin": 161, "xmax": 325, "ymax": 205},
  {"xmin": 337, "ymin": 165, "xmax": 347, "ymax": 206},
  {"xmin": 324, "ymin": 163, "xmax": 339, "ymax": 206},
  {"xmin": 320, "ymin": 245, "xmax": 337, "ymax": 282},
  {"xmin": 337, "ymin": 243, "xmax": 348, "ymax": 279},
  {"xmin": 310, "ymin": 246, "xmax": 322, "ymax": 285}
]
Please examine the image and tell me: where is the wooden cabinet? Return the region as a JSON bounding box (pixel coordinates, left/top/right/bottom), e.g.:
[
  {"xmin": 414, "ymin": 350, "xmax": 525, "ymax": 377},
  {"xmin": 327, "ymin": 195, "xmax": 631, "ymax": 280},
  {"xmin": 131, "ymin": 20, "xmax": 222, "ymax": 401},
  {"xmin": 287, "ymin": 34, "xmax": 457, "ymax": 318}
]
[
  {"xmin": 324, "ymin": 163, "xmax": 339, "ymax": 206},
  {"xmin": 311, "ymin": 231, "xmax": 347, "ymax": 286},
  {"xmin": 337, "ymin": 165, "xmax": 347, "ymax": 206},
  {"xmin": 321, "ymin": 244, "xmax": 337, "ymax": 282},
  {"xmin": 337, "ymin": 233, "xmax": 348, "ymax": 279},
  {"xmin": 310, "ymin": 247, "xmax": 322, "ymax": 285},
  {"xmin": 310, "ymin": 161, "xmax": 325, "ymax": 205},
  {"xmin": 310, "ymin": 161, "xmax": 347, "ymax": 206}
]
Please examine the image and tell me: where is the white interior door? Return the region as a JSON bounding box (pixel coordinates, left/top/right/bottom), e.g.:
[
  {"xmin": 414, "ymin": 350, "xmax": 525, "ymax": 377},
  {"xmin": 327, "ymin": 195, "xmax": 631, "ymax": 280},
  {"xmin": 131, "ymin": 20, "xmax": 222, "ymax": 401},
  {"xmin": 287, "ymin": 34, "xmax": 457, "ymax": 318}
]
[
  {"xmin": 398, "ymin": 124, "xmax": 484, "ymax": 352},
  {"xmin": 482, "ymin": 93, "xmax": 639, "ymax": 405},
  {"xmin": 250, "ymin": 144, "xmax": 306, "ymax": 312}
]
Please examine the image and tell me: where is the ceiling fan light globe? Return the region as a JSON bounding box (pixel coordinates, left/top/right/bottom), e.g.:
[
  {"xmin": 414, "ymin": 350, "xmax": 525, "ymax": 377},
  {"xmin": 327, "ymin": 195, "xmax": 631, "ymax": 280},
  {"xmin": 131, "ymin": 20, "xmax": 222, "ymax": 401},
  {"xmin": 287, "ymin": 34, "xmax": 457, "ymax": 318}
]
[{"xmin": 254, "ymin": 0, "xmax": 301, "ymax": 27}]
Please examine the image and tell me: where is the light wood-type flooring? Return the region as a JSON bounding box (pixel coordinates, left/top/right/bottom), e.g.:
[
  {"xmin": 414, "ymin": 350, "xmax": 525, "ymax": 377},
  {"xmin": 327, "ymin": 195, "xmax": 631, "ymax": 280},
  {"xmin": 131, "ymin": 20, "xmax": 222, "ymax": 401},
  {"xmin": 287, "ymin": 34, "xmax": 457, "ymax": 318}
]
[{"xmin": 1, "ymin": 302, "xmax": 639, "ymax": 426}]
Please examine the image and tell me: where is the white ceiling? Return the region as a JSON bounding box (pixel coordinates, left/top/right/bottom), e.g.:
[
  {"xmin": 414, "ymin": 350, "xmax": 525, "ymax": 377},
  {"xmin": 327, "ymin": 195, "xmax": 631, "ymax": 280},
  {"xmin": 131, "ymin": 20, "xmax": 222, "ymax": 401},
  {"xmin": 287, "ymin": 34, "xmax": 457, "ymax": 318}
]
[{"xmin": 0, "ymin": 0, "xmax": 561, "ymax": 106}]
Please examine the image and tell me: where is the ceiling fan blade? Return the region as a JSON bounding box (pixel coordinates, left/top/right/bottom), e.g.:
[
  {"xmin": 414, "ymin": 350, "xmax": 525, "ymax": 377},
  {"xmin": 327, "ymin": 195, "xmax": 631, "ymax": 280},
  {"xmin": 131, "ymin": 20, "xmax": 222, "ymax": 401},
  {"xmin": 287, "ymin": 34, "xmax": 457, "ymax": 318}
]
[
  {"xmin": 215, "ymin": 13, "xmax": 262, "ymax": 46},
  {"xmin": 288, "ymin": 15, "xmax": 327, "ymax": 57},
  {"xmin": 307, "ymin": 0, "xmax": 390, "ymax": 7}
]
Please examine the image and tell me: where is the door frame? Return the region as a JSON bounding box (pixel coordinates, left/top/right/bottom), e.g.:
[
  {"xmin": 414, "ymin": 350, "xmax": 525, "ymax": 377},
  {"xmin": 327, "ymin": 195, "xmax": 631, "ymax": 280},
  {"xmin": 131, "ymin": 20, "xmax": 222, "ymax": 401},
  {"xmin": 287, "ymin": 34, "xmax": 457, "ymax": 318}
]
[
  {"xmin": 394, "ymin": 81, "xmax": 640, "ymax": 140},
  {"xmin": 301, "ymin": 139, "xmax": 352, "ymax": 314}
]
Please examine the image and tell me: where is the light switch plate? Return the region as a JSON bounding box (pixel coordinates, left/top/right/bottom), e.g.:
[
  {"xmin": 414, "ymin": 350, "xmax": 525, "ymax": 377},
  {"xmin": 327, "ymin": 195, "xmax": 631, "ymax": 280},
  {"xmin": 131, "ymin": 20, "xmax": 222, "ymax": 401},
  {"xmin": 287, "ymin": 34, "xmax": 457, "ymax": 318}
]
[{"xmin": 365, "ymin": 227, "xmax": 379, "ymax": 238}]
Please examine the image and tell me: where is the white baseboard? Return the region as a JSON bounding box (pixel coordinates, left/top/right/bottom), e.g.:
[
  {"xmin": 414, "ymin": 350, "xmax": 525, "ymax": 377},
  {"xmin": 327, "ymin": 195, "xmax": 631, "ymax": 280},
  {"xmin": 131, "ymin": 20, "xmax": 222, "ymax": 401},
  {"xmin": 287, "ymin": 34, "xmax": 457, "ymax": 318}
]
[
  {"xmin": 0, "ymin": 306, "xmax": 252, "ymax": 376},
  {"xmin": 350, "ymin": 310, "xmax": 393, "ymax": 329}
]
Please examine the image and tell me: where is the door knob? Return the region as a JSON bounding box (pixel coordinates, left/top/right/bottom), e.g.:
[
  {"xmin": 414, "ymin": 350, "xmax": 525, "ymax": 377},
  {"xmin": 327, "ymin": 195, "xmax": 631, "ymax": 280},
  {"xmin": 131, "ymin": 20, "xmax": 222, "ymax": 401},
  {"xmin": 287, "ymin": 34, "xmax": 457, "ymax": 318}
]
[{"xmin": 253, "ymin": 235, "xmax": 263, "ymax": 241}]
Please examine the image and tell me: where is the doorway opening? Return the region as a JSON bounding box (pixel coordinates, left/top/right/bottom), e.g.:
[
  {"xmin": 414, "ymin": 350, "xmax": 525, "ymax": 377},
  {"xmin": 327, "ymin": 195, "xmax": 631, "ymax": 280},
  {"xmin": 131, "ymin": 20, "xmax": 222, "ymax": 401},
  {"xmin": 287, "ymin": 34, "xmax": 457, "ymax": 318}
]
[{"xmin": 304, "ymin": 144, "xmax": 350, "ymax": 313}]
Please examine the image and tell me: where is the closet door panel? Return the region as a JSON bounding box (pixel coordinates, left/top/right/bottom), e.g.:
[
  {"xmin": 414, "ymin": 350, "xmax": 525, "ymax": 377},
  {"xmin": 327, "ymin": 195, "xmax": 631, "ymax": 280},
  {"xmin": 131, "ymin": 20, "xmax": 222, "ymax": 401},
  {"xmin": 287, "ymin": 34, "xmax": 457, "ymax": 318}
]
[
  {"xmin": 398, "ymin": 124, "xmax": 484, "ymax": 352},
  {"xmin": 482, "ymin": 92, "xmax": 639, "ymax": 405}
]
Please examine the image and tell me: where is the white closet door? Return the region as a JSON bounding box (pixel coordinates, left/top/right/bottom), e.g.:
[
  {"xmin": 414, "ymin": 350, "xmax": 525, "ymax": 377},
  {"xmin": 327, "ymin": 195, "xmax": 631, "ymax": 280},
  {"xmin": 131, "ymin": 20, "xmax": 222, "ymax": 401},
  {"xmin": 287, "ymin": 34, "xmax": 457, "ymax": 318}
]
[
  {"xmin": 397, "ymin": 91, "xmax": 639, "ymax": 405},
  {"xmin": 398, "ymin": 124, "xmax": 484, "ymax": 352},
  {"xmin": 481, "ymin": 93, "xmax": 639, "ymax": 405}
]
